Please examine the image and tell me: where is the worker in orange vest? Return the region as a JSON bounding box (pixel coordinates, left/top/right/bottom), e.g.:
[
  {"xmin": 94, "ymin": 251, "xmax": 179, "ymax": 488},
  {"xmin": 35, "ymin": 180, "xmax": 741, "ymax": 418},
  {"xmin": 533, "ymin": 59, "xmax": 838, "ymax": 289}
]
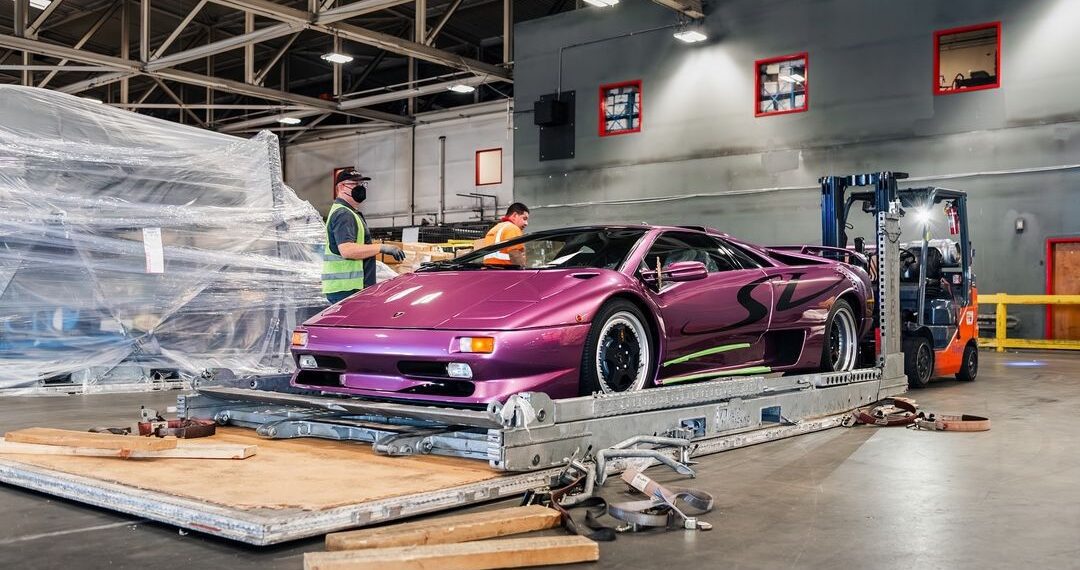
[{"xmin": 483, "ymin": 203, "xmax": 530, "ymax": 267}]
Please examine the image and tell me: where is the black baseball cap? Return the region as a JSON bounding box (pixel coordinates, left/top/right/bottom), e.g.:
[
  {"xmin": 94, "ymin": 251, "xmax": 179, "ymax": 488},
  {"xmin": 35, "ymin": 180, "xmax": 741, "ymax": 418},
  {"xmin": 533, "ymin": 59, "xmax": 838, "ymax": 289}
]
[{"xmin": 335, "ymin": 169, "xmax": 371, "ymax": 186}]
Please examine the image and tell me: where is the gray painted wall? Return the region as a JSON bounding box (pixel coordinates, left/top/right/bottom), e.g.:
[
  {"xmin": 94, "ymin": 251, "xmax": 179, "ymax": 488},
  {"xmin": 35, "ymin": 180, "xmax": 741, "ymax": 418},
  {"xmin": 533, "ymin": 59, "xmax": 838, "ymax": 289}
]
[
  {"xmin": 513, "ymin": 0, "xmax": 1080, "ymax": 338},
  {"xmin": 284, "ymin": 102, "xmax": 514, "ymax": 226}
]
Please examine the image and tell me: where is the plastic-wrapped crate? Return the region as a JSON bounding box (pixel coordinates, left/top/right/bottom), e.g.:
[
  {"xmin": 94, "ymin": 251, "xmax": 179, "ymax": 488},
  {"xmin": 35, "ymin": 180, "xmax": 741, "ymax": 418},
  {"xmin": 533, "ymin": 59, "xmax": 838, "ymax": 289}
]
[{"xmin": 0, "ymin": 86, "xmax": 326, "ymax": 390}]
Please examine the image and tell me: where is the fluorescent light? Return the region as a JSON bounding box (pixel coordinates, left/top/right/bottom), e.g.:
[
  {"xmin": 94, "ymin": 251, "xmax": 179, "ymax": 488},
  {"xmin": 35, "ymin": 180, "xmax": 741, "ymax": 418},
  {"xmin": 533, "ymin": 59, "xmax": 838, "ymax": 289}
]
[
  {"xmin": 321, "ymin": 52, "xmax": 353, "ymax": 64},
  {"xmin": 673, "ymin": 29, "xmax": 707, "ymax": 43},
  {"xmin": 81, "ymin": 97, "xmax": 103, "ymax": 104},
  {"xmin": 277, "ymin": 116, "xmax": 302, "ymax": 125},
  {"xmin": 20, "ymin": 0, "xmax": 53, "ymax": 9},
  {"xmin": 448, "ymin": 83, "xmax": 476, "ymax": 94},
  {"xmin": 583, "ymin": 0, "xmax": 618, "ymax": 6},
  {"xmin": 789, "ymin": 73, "xmax": 805, "ymax": 82}
]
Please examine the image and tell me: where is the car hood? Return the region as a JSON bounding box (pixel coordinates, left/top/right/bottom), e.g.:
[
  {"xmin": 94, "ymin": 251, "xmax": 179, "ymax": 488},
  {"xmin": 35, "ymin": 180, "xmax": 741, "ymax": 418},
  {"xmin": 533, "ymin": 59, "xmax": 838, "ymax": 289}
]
[{"xmin": 304, "ymin": 269, "xmax": 614, "ymax": 330}]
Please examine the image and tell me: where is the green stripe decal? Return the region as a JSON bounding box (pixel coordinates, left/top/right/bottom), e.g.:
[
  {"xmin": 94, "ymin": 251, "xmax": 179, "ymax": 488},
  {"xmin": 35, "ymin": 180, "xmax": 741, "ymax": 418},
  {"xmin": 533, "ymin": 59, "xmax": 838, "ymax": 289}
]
[
  {"xmin": 661, "ymin": 366, "xmax": 772, "ymax": 386},
  {"xmin": 662, "ymin": 343, "xmax": 751, "ymax": 367}
]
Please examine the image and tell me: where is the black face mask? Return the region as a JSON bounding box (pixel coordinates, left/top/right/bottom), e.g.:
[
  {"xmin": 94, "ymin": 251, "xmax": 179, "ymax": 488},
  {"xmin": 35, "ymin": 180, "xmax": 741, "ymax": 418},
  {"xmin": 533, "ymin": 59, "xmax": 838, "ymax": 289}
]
[{"xmin": 350, "ymin": 183, "xmax": 367, "ymax": 203}]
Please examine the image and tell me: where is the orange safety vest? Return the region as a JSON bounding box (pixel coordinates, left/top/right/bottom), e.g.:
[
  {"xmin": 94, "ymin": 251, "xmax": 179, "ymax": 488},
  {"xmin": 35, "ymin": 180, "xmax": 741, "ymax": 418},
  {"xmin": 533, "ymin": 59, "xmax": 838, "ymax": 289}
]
[{"xmin": 483, "ymin": 221, "xmax": 523, "ymax": 265}]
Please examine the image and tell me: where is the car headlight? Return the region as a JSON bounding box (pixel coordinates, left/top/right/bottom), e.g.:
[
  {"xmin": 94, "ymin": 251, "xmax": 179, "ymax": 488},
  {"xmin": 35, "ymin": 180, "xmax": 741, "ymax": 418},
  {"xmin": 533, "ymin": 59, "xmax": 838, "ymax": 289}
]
[
  {"xmin": 298, "ymin": 354, "xmax": 318, "ymax": 369},
  {"xmin": 446, "ymin": 362, "xmax": 473, "ymax": 379}
]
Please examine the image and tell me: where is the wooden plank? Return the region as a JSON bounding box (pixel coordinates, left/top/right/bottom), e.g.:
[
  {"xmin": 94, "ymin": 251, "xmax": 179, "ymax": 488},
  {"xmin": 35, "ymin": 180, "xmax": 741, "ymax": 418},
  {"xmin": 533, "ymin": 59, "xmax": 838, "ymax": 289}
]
[
  {"xmin": 4, "ymin": 428, "xmax": 178, "ymax": 451},
  {"xmin": 326, "ymin": 506, "xmax": 562, "ymax": 551},
  {"xmin": 305, "ymin": 536, "xmax": 599, "ymax": 570},
  {"xmin": 0, "ymin": 438, "xmax": 256, "ymax": 459}
]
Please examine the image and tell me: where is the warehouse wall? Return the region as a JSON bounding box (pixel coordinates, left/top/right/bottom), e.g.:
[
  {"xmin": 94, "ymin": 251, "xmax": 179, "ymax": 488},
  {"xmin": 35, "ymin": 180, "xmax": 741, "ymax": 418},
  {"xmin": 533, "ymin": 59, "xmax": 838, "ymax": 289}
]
[
  {"xmin": 284, "ymin": 101, "xmax": 514, "ymax": 226},
  {"xmin": 513, "ymin": 0, "xmax": 1080, "ymax": 338}
]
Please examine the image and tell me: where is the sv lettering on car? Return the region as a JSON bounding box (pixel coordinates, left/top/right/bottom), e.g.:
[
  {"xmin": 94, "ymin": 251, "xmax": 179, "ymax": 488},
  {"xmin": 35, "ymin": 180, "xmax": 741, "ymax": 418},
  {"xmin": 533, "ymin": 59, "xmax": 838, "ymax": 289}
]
[{"xmin": 718, "ymin": 273, "xmax": 836, "ymax": 332}]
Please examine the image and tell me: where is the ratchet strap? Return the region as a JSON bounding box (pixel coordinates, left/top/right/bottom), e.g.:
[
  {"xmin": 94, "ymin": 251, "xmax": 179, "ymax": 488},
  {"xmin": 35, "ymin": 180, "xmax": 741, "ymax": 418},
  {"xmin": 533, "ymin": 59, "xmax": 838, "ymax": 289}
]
[
  {"xmin": 527, "ymin": 469, "xmax": 715, "ymax": 540},
  {"xmin": 910, "ymin": 413, "xmax": 990, "ymax": 432},
  {"xmin": 844, "ymin": 398, "xmax": 990, "ymax": 432},
  {"xmin": 843, "ymin": 397, "xmax": 920, "ymax": 427},
  {"xmin": 610, "ymin": 469, "xmax": 714, "ymax": 531}
]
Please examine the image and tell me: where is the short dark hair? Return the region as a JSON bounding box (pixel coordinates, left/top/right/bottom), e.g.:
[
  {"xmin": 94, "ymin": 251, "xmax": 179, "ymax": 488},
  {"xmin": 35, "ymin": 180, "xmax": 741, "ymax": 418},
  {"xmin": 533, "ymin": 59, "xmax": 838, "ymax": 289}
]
[{"xmin": 505, "ymin": 203, "xmax": 529, "ymax": 216}]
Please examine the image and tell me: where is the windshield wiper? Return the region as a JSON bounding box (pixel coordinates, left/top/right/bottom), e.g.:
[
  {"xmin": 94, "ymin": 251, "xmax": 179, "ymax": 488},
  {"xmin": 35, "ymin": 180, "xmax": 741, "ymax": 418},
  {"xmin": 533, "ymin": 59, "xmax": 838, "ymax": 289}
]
[{"xmin": 418, "ymin": 260, "xmax": 524, "ymax": 271}]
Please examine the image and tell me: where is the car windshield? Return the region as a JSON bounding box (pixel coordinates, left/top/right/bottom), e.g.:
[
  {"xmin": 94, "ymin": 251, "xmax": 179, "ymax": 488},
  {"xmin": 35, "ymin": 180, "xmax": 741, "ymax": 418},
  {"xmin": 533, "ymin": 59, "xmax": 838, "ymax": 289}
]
[{"xmin": 417, "ymin": 228, "xmax": 646, "ymax": 272}]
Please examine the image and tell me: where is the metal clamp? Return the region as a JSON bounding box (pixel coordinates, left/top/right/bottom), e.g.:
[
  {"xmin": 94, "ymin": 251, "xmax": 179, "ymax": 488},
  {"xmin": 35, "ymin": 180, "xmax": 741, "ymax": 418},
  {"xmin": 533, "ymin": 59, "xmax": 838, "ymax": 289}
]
[{"xmin": 595, "ymin": 435, "xmax": 696, "ymax": 486}]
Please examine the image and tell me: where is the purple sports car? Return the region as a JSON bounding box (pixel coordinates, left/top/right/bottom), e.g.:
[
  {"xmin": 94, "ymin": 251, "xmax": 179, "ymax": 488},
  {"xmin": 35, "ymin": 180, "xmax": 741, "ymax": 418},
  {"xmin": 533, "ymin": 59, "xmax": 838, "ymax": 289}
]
[{"xmin": 290, "ymin": 225, "xmax": 873, "ymax": 405}]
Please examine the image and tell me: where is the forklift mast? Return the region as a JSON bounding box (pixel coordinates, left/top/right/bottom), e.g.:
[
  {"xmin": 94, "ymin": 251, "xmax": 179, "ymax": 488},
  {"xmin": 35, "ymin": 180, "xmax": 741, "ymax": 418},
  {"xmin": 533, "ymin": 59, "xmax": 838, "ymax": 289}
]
[{"xmin": 820, "ymin": 171, "xmax": 906, "ymax": 250}]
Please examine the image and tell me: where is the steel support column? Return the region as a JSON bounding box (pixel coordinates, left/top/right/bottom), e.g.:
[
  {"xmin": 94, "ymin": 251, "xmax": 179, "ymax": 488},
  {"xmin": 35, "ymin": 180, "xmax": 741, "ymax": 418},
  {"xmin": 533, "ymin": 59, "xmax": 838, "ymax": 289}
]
[
  {"xmin": 140, "ymin": 0, "xmax": 151, "ymax": 62},
  {"xmin": 503, "ymin": 0, "xmax": 512, "ymax": 65},
  {"xmin": 244, "ymin": 11, "xmax": 255, "ymax": 84}
]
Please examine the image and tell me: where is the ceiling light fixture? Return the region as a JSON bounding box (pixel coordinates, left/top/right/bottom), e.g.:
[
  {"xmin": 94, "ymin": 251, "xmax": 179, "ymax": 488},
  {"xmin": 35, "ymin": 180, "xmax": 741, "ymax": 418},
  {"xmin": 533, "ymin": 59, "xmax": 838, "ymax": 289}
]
[
  {"xmin": 583, "ymin": 0, "xmax": 619, "ymax": 7},
  {"xmin": 81, "ymin": 97, "xmax": 103, "ymax": 104},
  {"xmin": 448, "ymin": 83, "xmax": 476, "ymax": 93},
  {"xmin": 673, "ymin": 29, "xmax": 707, "ymax": 43},
  {"xmin": 16, "ymin": 0, "xmax": 53, "ymax": 9},
  {"xmin": 321, "ymin": 52, "xmax": 353, "ymax": 64},
  {"xmin": 277, "ymin": 117, "xmax": 302, "ymax": 125}
]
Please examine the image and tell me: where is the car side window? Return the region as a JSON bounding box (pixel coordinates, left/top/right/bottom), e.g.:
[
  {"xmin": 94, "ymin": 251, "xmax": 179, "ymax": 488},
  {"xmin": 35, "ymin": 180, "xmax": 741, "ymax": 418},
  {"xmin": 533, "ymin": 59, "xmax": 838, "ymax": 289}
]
[
  {"xmin": 642, "ymin": 232, "xmax": 740, "ymax": 273},
  {"xmin": 715, "ymin": 239, "xmax": 764, "ymax": 269}
]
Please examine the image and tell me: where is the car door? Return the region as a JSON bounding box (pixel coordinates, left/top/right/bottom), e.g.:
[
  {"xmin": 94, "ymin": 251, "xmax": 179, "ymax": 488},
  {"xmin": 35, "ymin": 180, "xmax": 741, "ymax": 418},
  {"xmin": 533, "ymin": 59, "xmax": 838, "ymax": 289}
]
[{"xmin": 640, "ymin": 232, "xmax": 772, "ymax": 378}]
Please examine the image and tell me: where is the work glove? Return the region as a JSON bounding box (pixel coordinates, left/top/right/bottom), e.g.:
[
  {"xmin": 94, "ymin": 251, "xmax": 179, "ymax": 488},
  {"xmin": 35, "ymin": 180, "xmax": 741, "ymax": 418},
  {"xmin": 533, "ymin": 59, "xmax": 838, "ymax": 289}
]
[{"xmin": 380, "ymin": 244, "xmax": 407, "ymax": 262}]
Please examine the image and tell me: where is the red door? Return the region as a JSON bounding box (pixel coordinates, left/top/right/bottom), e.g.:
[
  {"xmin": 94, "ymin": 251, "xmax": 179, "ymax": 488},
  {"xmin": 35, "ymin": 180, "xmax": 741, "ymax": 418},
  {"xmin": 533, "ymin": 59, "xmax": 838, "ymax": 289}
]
[{"xmin": 1047, "ymin": 238, "xmax": 1080, "ymax": 339}]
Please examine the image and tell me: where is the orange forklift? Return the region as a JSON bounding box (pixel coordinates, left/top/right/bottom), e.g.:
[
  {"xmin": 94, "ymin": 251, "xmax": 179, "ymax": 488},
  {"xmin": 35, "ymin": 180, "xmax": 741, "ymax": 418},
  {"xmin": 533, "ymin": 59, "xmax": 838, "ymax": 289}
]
[{"xmin": 820, "ymin": 172, "xmax": 978, "ymax": 388}]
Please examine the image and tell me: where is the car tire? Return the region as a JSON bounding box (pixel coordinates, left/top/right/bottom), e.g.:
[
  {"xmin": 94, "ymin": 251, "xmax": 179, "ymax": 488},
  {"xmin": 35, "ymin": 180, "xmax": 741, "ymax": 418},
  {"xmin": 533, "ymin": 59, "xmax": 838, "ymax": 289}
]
[
  {"xmin": 579, "ymin": 299, "xmax": 655, "ymax": 396},
  {"xmin": 904, "ymin": 336, "xmax": 934, "ymax": 389},
  {"xmin": 955, "ymin": 341, "xmax": 978, "ymax": 382},
  {"xmin": 819, "ymin": 299, "xmax": 859, "ymax": 372}
]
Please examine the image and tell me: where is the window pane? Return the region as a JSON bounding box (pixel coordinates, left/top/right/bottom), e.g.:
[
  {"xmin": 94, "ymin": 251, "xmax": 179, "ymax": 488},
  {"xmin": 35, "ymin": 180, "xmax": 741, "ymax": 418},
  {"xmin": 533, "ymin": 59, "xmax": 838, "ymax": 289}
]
[
  {"xmin": 757, "ymin": 54, "xmax": 807, "ymax": 115},
  {"xmin": 601, "ymin": 81, "xmax": 642, "ymax": 135},
  {"xmin": 936, "ymin": 23, "xmax": 999, "ymax": 93},
  {"xmin": 643, "ymin": 232, "xmax": 740, "ymax": 273}
]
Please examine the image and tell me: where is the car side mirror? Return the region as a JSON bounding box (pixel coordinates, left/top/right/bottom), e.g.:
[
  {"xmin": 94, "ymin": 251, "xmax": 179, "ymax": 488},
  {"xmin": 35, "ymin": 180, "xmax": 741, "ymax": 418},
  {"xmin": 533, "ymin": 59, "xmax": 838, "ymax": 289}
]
[
  {"xmin": 665, "ymin": 261, "xmax": 708, "ymax": 282},
  {"xmin": 642, "ymin": 261, "xmax": 708, "ymax": 286}
]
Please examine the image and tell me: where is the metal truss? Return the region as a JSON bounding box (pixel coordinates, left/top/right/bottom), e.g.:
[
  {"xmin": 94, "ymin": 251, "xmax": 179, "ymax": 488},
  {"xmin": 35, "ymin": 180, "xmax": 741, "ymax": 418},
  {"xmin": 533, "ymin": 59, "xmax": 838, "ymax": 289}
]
[{"xmin": 0, "ymin": 0, "xmax": 518, "ymax": 130}]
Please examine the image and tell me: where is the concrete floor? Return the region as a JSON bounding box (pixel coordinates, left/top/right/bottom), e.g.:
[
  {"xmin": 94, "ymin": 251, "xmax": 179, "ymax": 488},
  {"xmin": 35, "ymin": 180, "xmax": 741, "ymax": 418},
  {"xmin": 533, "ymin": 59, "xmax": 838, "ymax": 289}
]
[{"xmin": 1, "ymin": 350, "xmax": 1078, "ymax": 569}]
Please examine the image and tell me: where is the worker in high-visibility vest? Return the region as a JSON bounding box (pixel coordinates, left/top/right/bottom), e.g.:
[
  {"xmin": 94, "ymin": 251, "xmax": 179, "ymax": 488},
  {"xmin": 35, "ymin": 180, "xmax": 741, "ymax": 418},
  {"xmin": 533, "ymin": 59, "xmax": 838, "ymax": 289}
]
[
  {"xmin": 322, "ymin": 169, "xmax": 405, "ymax": 304},
  {"xmin": 483, "ymin": 203, "xmax": 530, "ymax": 267}
]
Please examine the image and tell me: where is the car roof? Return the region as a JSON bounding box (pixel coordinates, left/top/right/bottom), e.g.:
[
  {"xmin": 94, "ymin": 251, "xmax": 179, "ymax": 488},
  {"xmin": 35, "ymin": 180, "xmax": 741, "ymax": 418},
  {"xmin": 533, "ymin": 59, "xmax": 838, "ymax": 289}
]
[{"xmin": 527, "ymin": 224, "xmax": 729, "ymax": 237}]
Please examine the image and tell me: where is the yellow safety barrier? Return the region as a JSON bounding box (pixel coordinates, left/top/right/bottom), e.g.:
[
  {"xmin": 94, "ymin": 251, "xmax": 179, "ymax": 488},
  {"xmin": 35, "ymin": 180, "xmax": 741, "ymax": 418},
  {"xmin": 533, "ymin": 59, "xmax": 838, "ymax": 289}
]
[{"xmin": 978, "ymin": 294, "xmax": 1080, "ymax": 352}]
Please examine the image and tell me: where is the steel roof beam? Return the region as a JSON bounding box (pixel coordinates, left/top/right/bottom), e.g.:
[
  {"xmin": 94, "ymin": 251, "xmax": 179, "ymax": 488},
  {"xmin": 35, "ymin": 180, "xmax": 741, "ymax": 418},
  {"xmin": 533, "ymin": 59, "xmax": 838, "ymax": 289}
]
[
  {"xmin": 0, "ymin": 33, "xmax": 412, "ymax": 125},
  {"xmin": 315, "ymin": 0, "xmax": 415, "ymax": 25},
  {"xmin": 651, "ymin": 0, "xmax": 704, "ymax": 19},
  {"xmin": 206, "ymin": 0, "xmax": 511, "ymax": 81}
]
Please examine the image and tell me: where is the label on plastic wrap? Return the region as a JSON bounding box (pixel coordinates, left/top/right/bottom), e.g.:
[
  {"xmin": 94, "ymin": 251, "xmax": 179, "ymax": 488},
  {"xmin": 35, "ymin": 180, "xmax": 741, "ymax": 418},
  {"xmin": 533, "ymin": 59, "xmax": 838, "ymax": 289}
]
[{"xmin": 143, "ymin": 227, "xmax": 164, "ymax": 274}]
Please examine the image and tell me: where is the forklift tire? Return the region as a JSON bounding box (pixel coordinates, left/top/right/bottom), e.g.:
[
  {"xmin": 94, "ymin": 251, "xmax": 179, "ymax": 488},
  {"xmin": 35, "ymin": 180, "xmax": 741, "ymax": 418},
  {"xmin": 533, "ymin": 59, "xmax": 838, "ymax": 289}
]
[
  {"xmin": 904, "ymin": 336, "xmax": 934, "ymax": 389},
  {"xmin": 955, "ymin": 341, "xmax": 978, "ymax": 382}
]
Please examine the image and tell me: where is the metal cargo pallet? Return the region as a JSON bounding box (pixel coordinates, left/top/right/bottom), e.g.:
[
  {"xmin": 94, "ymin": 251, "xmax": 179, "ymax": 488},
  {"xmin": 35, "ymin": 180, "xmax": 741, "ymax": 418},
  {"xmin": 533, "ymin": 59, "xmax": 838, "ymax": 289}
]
[{"xmin": 0, "ymin": 208, "xmax": 909, "ymax": 544}]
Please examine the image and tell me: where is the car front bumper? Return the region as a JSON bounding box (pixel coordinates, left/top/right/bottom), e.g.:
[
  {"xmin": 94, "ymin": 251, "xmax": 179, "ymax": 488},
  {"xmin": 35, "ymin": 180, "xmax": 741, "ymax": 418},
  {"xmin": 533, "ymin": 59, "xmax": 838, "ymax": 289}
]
[{"xmin": 290, "ymin": 323, "xmax": 590, "ymax": 405}]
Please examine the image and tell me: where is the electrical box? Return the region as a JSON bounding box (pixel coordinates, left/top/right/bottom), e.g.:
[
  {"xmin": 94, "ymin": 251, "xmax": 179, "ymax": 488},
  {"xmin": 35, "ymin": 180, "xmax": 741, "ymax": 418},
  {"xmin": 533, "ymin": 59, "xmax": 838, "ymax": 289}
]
[{"xmin": 533, "ymin": 98, "xmax": 569, "ymax": 126}]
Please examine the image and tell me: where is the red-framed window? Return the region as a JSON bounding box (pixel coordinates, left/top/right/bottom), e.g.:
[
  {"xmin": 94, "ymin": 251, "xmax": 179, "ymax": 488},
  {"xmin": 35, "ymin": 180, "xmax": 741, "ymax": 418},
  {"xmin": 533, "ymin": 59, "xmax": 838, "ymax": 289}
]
[
  {"xmin": 1046, "ymin": 236, "xmax": 1080, "ymax": 339},
  {"xmin": 599, "ymin": 80, "xmax": 642, "ymax": 136},
  {"xmin": 934, "ymin": 21, "xmax": 1001, "ymax": 95},
  {"xmin": 755, "ymin": 52, "xmax": 808, "ymax": 117},
  {"xmin": 475, "ymin": 148, "xmax": 503, "ymax": 186}
]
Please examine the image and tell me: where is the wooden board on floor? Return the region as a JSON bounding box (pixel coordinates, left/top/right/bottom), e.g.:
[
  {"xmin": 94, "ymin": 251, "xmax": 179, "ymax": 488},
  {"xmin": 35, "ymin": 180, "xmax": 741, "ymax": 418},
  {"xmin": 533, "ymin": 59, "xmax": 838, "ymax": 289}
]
[
  {"xmin": 4, "ymin": 427, "xmax": 177, "ymax": 451},
  {"xmin": 0, "ymin": 427, "xmax": 502, "ymax": 511},
  {"xmin": 325, "ymin": 505, "xmax": 562, "ymax": 550},
  {"xmin": 0, "ymin": 438, "xmax": 255, "ymax": 459},
  {"xmin": 305, "ymin": 536, "xmax": 599, "ymax": 570}
]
